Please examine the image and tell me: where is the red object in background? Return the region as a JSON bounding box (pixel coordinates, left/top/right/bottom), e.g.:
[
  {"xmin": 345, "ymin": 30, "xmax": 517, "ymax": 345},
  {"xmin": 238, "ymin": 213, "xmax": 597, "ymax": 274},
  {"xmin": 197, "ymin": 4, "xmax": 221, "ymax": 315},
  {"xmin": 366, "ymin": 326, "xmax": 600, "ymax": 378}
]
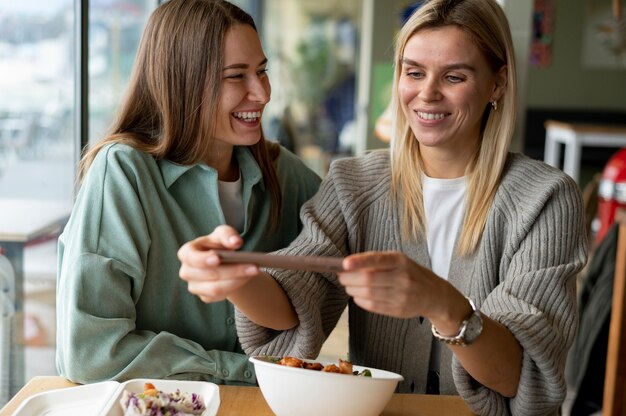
[{"xmin": 596, "ymin": 148, "xmax": 626, "ymax": 244}]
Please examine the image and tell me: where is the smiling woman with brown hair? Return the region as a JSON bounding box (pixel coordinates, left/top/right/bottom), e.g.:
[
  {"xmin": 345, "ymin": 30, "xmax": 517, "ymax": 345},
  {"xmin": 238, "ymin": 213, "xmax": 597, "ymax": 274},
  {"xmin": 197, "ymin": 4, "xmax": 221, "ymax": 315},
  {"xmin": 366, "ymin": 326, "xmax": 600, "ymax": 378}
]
[{"xmin": 56, "ymin": 0, "xmax": 320, "ymax": 385}]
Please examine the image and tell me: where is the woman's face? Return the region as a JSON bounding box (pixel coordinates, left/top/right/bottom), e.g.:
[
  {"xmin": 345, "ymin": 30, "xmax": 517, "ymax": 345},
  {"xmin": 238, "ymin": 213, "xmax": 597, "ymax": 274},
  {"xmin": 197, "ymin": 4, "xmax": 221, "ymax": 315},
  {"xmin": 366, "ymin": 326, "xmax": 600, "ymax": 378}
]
[
  {"xmin": 398, "ymin": 25, "xmax": 504, "ymax": 154},
  {"xmin": 214, "ymin": 24, "xmax": 271, "ymax": 147}
]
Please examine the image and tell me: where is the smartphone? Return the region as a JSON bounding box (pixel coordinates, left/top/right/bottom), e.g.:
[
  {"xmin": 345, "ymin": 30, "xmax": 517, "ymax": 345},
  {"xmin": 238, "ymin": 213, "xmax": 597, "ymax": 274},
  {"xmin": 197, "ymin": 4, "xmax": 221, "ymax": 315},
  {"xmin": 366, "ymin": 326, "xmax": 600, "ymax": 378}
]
[{"xmin": 214, "ymin": 250, "xmax": 344, "ymax": 273}]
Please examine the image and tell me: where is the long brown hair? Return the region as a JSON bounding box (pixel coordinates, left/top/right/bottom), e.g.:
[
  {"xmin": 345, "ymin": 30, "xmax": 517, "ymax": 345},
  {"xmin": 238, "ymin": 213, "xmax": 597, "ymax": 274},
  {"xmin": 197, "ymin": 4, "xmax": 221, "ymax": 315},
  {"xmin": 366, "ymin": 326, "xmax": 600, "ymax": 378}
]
[
  {"xmin": 390, "ymin": 0, "xmax": 517, "ymax": 256},
  {"xmin": 79, "ymin": 0, "xmax": 283, "ymax": 230}
]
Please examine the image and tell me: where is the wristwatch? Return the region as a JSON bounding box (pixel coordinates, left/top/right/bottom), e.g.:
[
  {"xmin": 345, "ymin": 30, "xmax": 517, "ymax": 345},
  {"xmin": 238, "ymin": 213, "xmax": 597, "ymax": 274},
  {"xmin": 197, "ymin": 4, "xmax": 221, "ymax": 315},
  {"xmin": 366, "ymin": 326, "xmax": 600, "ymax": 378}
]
[{"xmin": 431, "ymin": 297, "xmax": 483, "ymax": 347}]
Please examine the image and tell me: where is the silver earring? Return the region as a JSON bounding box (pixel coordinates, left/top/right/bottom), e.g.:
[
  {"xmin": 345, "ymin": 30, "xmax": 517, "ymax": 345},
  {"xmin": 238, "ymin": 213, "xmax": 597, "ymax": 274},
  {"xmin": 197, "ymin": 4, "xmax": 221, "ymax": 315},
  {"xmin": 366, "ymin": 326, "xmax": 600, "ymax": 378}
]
[{"xmin": 491, "ymin": 100, "xmax": 498, "ymax": 111}]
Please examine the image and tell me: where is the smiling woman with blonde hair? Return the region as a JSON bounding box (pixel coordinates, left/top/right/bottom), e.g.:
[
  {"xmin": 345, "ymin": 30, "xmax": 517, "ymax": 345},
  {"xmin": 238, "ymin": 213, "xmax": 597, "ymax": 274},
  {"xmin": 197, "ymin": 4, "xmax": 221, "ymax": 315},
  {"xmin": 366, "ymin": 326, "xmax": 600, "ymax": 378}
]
[{"xmin": 390, "ymin": 0, "xmax": 518, "ymax": 256}]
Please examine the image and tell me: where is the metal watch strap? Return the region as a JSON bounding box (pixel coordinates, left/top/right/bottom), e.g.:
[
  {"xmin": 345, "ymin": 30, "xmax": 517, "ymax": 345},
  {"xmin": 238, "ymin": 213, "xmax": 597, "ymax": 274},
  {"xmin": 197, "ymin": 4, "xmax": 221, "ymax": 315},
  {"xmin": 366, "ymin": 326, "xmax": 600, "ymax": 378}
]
[{"xmin": 431, "ymin": 297, "xmax": 483, "ymax": 347}]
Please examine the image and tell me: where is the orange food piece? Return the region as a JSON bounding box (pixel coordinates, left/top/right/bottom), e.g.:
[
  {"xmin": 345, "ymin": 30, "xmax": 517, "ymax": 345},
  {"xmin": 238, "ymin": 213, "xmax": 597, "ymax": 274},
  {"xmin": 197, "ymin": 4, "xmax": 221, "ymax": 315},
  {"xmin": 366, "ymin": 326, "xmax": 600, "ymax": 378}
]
[
  {"xmin": 321, "ymin": 364, "xmax": 342, "ymax": 373},
  {"xmin": 143, "ymin": 382, "xmax": 158, "ymax": 397},
  {"xmin": 279, "ymin": 356, "xmax": 305, "ymax": 367},
  {"xmin": 303, "ymin": 362, "xmax": 324, "ymax": 371},
  {"xmin": 338, "ymin": 359, "xmax": 353, "ymax": 374}
]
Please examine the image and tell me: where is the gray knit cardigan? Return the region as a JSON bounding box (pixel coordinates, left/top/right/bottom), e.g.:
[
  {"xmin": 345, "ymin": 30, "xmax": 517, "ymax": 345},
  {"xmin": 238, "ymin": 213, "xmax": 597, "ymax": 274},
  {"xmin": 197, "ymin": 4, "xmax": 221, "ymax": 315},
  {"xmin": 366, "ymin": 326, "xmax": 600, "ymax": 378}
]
[{"xmin": 236, "ymin": 150, "xmax": 588, "ymax": 416}]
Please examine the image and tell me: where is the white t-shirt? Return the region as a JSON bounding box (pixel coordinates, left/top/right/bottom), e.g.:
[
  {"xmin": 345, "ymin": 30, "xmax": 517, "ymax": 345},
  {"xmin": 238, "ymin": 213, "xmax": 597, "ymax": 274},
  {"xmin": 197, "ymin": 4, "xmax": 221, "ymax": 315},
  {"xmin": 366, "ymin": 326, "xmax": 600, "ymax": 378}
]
[
  {"xmin": 218, "ymin": 175, "xmax": 244, "ymax": 233},
  {"xmin": 422, "ymin": 175, "xmax": 466, "ymax": 280},
  {"xmin": 423, "ymin": 174, "xmax": 466, "ymax": 374}
]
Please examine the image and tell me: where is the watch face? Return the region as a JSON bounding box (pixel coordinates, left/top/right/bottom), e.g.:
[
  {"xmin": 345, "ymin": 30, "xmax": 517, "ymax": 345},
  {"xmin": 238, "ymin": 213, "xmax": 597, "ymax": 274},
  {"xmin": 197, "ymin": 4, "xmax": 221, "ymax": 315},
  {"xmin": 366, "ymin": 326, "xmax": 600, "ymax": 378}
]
[{"xmin": 463, "ymin": 311, "xmax": 483, "ymax": 345}]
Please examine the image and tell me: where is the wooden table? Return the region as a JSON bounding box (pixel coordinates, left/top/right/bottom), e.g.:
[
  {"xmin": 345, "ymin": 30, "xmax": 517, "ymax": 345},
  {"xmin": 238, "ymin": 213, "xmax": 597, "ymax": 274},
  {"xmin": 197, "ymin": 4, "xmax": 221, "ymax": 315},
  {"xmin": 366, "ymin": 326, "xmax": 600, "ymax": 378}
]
[
  {"xmin": 0, "ymin": 376, "xmax": 476, "ymax": 416},
  {"xmin": 0, "ymin": 198, "xmax": 72, "ymax": 399},
  {"xmin": 543, "ymin": 120, "xmax": 626, "ymax": 184}
]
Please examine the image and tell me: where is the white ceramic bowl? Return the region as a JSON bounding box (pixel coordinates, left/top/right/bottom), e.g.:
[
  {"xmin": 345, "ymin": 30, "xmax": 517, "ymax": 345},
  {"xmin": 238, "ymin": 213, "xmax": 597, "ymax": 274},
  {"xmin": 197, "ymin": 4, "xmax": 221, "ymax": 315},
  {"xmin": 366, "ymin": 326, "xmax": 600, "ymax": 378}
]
[{"xmin": 250, "ymin": 356, "xmax": 404, "ymax": 416}]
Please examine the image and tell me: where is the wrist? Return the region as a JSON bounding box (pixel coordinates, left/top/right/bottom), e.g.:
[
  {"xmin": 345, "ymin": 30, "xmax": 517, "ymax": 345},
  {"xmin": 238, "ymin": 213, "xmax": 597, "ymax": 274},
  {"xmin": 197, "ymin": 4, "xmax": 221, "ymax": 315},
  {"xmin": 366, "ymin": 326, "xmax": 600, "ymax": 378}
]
[
  {"xmin": 430, "ymin": 293, "xmax": 473, "ymax": 336},
  {"xmin": 431, "ymin": 297, "xmax": 483, "ymax": 347}
]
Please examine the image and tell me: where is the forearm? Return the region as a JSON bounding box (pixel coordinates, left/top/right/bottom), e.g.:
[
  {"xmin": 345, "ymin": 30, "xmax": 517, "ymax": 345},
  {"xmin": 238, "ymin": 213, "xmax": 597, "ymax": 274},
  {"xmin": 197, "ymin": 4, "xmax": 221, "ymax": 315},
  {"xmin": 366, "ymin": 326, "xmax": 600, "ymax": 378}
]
[
  {"xmin": 430, "ymin": 286, "xmax": 522, "ymax": 397},
  {"xmin": 228, "ymin": 271, "xmax": 298, "ymax": 330},
  {"xmin": 58, "ymin": 322, "xmax": 255, "ymax": 384},
  {"xmin": 449, "ymin": 316, "xmax": 522, "ymax": 397}
]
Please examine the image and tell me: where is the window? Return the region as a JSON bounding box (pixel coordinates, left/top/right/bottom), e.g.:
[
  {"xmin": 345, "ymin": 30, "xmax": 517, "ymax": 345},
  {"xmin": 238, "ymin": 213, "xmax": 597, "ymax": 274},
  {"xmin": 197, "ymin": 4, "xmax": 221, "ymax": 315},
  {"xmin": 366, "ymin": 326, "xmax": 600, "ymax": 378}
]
[
  {"xmin": 89, "ymin": 0, "xmax": 156, "ymax": 145},
  {"xmin": 0, "ymin": 0, "xmax": 155, "ymax": 402},
  {"xmin": 0, "ymin": 0, "xmax": 75, "ymax": 201}
]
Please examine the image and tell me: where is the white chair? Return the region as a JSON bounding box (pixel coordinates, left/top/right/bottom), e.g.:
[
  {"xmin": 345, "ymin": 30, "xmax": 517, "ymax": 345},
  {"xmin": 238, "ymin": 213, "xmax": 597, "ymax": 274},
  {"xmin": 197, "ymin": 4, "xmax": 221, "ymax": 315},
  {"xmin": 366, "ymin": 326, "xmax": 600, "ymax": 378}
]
[{"xmin": 0, "ymin": 254, "xmax": 15, "ymax": 407}]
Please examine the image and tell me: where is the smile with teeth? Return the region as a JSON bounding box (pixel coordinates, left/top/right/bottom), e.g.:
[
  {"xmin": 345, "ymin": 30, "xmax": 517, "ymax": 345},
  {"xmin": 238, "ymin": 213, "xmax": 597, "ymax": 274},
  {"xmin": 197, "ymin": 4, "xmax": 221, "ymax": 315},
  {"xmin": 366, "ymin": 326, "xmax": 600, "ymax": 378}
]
[
  {"xmin": 233, "ymin": 111, "xmax": 261, "ymax": 122},
  {"xmin": 417, "ymin": 111, "xmax": 446, "ymax": 120}
]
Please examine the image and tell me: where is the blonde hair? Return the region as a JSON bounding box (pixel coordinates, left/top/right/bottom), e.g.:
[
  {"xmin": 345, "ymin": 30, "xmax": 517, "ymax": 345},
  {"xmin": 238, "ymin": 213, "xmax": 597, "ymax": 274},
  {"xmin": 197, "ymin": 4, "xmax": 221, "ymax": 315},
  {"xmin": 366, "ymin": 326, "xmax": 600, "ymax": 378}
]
[
  {"xmin": 79, "ymin": 0, "xmax": 283, "ymax": 230},
  {"xmin": 390, "ymin": 0, "xmax": 517, "ymax": 256}
]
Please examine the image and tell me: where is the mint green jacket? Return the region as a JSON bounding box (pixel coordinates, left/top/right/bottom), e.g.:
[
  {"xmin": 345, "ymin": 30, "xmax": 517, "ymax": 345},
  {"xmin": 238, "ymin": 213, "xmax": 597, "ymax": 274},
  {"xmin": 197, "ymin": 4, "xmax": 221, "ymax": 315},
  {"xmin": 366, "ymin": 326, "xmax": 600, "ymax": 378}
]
[{"xmin": 56, "ymin": 143, "xmax": 320, "ymax": 385}]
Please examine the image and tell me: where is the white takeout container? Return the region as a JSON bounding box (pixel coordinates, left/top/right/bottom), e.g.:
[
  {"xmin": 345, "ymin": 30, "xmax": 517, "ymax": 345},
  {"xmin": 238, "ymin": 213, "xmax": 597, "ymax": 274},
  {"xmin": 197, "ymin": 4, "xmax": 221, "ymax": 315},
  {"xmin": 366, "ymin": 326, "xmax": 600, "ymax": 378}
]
[
  {"xmin": 250, "ymin": 356, "xmax": 403, "ymax": 416},
  {"xmin": 11, "ymin": 378, "xmax": 220, "ymax": 416}
]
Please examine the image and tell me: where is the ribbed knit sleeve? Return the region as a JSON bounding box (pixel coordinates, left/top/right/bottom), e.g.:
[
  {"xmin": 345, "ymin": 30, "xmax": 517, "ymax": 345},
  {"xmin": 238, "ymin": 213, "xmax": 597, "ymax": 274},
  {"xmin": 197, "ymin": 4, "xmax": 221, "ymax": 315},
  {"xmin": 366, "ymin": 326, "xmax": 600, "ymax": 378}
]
[
  {"xmin": 453, "ymin": 154, "xmax": 588, "ymax": 415},
  {"xmin": 235, "ymin": 150, "xmax": 395, "ymax": 358}
]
